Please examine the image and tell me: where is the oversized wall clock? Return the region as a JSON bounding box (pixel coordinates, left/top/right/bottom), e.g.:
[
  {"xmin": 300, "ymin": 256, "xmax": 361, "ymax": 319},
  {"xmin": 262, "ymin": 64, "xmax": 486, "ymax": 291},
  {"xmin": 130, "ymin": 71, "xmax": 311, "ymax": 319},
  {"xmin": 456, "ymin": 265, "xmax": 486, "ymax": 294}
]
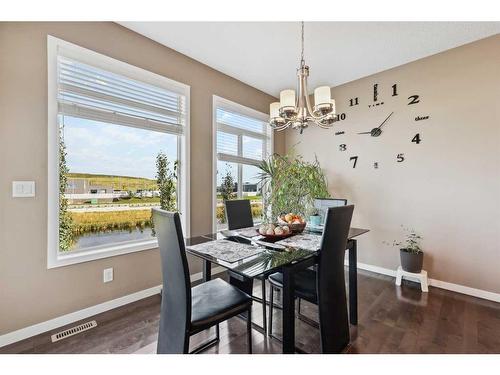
[{"xmin": 333, "ymin": 83, "xmax": 428, "ymax": 169}]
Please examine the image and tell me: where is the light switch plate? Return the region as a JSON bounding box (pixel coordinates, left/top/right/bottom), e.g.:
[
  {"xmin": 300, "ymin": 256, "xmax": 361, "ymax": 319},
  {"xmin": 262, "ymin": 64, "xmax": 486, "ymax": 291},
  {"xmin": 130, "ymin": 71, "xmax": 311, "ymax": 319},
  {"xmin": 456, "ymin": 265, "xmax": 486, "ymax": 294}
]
[
  {"xmin": 12, "ymin": 181, "xmax": 36, "ymax": 197},
  {"xmin": 103, "ymin": 268, "xmax": 113, "ymax": 283}
]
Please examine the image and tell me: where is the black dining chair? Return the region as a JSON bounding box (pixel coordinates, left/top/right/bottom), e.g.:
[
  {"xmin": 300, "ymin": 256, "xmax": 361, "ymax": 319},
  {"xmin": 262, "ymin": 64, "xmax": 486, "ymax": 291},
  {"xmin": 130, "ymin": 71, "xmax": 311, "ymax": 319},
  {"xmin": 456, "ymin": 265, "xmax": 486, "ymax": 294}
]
[
  {"xmin": 225, "ymin": 199, "xmax": 254, "ymax": 231},
  {"xmin": 314, "ymin": 198, "xmax": 348, "ymax": 225},
  {"xmin": 224, "ymin": 199, "xmax": 268, "ymax": 334},
  {"xmin": 153, "ymin": 208, "xmax": 253, "ymax": 354},
  {"xmin": 268, "ymin": 198, "xmax": 348, "ymax": 327},
  {"xmin": 267, "ymin": 205, "xmax": 354, "ymax": 353}
]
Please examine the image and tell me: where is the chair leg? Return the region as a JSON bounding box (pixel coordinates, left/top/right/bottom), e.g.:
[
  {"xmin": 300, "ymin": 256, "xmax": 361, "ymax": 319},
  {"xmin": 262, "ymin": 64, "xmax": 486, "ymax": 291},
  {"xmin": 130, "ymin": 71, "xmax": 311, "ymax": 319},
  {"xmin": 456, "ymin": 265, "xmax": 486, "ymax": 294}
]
[
  {"xmin": 189, "ymin": 327, "xmax": 220, "ymax": 354},
  {"xmin": 261, "ymin": 277, "xmax": 267, "ymax": 334},
  {"xmin": 296, "ymin": 298, "xmax": 320, "ymax": 329},
  {"xmin": 268, "ymin": 286, "xmax": 274, "ymax": 337},
  {"xmin": 247, "ymin": 308, "xmax": 252, "ymax": 354}
]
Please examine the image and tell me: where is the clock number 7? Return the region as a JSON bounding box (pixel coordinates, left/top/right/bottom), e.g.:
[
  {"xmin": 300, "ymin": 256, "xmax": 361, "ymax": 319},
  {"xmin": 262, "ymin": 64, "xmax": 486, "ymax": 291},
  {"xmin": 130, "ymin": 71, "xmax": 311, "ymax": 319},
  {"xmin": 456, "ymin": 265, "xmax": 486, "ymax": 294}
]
[{"xmin": 350, "ymin": 156, "xmax": 358, "ymax": 168}]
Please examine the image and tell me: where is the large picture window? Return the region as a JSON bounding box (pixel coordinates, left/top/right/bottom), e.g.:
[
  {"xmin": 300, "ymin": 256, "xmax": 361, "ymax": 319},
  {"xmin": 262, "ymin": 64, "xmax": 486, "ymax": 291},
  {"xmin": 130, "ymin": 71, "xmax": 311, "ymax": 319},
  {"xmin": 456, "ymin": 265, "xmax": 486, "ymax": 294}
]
[
  {"xmin": 48, "ymin": 36, "xmax": 190, "ymax": 268},
  {"xmin": 212, "ymin": 96, "xmax": 272, "ymax": 231}
]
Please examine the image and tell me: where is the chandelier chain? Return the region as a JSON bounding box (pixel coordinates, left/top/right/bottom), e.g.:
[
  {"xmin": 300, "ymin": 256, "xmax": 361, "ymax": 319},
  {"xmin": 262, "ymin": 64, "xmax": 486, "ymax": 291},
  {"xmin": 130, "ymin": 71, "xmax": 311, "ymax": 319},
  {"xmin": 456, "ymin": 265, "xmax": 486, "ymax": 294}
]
[{"xmin": 300, "ymin": 21, "xmax": 305, "ymax": 67}]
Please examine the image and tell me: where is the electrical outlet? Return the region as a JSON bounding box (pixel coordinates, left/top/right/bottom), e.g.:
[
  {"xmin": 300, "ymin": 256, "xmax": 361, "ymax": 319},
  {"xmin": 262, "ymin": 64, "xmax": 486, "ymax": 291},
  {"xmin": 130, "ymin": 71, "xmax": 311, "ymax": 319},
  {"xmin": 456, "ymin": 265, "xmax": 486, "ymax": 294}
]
[{"xmin": 103, "ymin": 268, "xmax": 113, "ymax": 283}]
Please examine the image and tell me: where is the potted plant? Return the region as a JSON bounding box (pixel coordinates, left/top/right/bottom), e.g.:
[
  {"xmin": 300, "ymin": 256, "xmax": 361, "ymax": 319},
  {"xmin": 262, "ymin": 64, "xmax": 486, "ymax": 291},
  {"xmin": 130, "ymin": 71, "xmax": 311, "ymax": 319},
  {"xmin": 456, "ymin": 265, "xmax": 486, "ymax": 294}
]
[
  {"xmin": 257, "ymin": 152, "xmax": 330, "ymax": 221},
  {"xmin": 308, "ymin": 208, "xmax": 321, "ymax": 227},
  {"xmin": 394, "ymin": 228, "xmax": 423, "ymax": 273}
]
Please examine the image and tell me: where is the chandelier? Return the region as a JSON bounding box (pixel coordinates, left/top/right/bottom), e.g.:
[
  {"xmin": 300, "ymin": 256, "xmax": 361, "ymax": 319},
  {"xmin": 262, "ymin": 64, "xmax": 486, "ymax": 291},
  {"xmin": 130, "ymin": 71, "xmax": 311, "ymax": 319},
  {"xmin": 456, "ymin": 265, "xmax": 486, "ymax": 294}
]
[{"xmin": 269, "ymin": 22, "xmax": 337, "ymax": 133}]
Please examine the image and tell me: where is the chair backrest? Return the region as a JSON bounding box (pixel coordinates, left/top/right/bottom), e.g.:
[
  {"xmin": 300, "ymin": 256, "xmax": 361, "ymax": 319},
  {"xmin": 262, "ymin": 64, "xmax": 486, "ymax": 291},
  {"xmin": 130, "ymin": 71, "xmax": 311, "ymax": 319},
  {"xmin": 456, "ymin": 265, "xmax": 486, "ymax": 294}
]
[
  {"xmin": 314, "ymin": 198, "xmax": 348, "ymax": 225},
  {"xmin": 225, "ymin": 199, "xmax": 254, "ymax": 230},
  {"xmin": 317, "ymin": 204, "xmax": 354, "ymax": 353},
  {"xmin": 152, "ymin": 208, "xmax": 191, "ymax": 354}
]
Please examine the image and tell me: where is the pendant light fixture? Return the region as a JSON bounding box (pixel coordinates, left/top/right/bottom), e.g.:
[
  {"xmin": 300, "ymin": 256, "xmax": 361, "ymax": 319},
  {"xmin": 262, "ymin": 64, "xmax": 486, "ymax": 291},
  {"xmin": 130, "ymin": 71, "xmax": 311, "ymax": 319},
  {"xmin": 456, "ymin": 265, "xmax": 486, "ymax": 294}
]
[{"xmin": 269, "ymin": 22, "xmax": 337, "ymax": 133}]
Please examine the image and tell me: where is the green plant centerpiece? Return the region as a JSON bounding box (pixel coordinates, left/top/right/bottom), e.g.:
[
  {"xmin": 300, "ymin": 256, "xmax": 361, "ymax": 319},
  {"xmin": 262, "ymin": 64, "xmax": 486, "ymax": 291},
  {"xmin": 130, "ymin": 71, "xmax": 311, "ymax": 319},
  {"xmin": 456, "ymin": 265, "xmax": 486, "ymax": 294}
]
[
  {"xmin": 394, "ymin": 227, "xmax": 424, "ymax": 273},
  {"xmin": 257, "ymin": 152, "xmax": 330, "ymax": 222}
]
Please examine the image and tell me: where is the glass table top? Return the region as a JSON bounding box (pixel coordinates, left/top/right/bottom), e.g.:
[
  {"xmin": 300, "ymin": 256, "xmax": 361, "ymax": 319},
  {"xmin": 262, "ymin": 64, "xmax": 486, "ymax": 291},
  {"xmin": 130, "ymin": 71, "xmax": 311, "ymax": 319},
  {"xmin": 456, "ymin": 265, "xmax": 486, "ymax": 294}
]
[{"xmin": 185, "ymin": 226, "xmax": 369, "ymax": 279}]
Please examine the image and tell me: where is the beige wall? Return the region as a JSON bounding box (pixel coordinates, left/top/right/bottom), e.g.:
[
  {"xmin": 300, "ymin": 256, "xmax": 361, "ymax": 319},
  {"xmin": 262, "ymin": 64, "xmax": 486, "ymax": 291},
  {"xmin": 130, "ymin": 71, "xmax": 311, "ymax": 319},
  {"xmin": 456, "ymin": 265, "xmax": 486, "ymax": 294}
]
[
  {"xmin": 285, "ymin": 35, "xmax": 500, "ymax": 293},
  {"xmin": 0, "ymin": 22, "xmax": 283, "ymax": 334}
]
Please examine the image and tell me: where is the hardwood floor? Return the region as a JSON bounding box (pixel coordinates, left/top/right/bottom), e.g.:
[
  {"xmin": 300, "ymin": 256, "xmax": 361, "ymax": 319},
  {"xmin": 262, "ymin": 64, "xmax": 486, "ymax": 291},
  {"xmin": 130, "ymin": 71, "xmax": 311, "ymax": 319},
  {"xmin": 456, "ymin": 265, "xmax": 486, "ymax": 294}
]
[{"xmin": 1, "ymin": 268, "xmax": 499, "ymax": 354}]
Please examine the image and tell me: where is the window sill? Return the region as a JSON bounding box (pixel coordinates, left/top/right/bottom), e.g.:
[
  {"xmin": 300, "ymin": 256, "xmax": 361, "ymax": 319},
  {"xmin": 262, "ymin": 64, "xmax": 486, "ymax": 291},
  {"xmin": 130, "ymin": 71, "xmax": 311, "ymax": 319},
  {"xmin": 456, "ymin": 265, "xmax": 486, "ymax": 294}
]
[{"xmin": 47, "ymin": 239, "xmax": 159, "ymax": 269}]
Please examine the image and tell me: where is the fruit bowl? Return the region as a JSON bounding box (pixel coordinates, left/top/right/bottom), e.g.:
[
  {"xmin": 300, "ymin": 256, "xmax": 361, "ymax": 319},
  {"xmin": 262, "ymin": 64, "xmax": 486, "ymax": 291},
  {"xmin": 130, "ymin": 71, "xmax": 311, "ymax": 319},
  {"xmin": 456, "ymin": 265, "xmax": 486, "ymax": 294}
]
[
  {"xmin": 277, "ymin": 213, "xmax": 307, "ymax": 233},
  {"xmin": 255, "ymin": 229, "xmax": 294, "ymax": 240},
  {"xmin": 256, "ymin": 224, "xmax": 293, "ymax": 240},
  {"xmin": 286, "ymin": 222, "xmax": 306, "ymax": 233}
]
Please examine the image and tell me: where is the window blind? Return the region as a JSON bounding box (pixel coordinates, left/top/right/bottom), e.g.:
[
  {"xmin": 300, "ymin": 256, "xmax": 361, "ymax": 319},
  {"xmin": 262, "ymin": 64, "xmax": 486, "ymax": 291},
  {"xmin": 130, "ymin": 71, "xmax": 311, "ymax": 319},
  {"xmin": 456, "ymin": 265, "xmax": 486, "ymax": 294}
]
[
  {"xmin": 57, "ymin": 56, "xmax": 186, "ymax": 135},
  {"xmin": 216, "ymin": 106, "xmax": 270, "ymax": 165},
  {"xmin": 216, "ymin": 108, "xmax": 264, "ymax": 134}
]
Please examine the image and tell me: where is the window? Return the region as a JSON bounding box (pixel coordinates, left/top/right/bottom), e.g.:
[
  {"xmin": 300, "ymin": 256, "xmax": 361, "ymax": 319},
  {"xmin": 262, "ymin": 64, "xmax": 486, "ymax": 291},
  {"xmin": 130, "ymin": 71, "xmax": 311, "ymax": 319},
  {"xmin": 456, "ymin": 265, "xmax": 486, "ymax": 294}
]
[
  {"xmin": 212, "ymin": 96, "xmax": 272, "ymax": 231},
  {"xmin": 47, "ymin": 36, "xmax": 190, "ymax": 268}
]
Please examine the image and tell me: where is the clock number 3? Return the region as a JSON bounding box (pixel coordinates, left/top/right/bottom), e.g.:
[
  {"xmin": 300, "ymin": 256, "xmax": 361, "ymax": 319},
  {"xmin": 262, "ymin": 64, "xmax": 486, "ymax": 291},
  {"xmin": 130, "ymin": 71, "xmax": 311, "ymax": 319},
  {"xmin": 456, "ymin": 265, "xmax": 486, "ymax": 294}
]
[
  {"xmin": 350, "ymin": 156, "xmax": 358, "ymax": 168},
  {"xmin": 339, "ymin": 144, "xmax": 347, "ymax": 151}
]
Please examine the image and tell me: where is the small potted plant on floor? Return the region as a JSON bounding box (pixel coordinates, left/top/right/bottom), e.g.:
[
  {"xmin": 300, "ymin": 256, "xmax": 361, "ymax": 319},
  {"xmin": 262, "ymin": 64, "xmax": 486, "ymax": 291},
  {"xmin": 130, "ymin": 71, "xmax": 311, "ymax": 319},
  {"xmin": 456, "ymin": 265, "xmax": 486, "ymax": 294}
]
[{"xmin": 395, "ymin": 228, "xmax": 423, "ymax": 273}]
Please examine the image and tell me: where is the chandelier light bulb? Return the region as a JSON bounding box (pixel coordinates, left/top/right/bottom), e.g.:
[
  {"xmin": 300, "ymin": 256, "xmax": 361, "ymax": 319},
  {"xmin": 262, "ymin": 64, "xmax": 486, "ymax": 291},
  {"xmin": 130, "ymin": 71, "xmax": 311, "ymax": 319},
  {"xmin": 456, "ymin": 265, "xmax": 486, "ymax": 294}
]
[
  {"xmin": 314, "ymin": 86, "xmax": 331, "ymax": 107},
  {"xmin": 270, "ymin": 102, "xmax": 280, "ymax": 118},
  {"xmin": 279, "ymin": 89, "xmax": 296, "ymax": 109}
]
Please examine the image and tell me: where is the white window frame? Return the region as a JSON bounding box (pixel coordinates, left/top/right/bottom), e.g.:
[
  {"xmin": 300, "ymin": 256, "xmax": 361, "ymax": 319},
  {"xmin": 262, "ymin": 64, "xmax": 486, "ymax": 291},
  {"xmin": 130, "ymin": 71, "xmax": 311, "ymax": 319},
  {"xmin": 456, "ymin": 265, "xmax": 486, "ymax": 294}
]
[
  {"xmin": 212, "ymin": 96, "xmax": 273, "ymax": 233},
  {"xmin": 47, "ymin": 36, "xmax": 190, "ymax": 268}
]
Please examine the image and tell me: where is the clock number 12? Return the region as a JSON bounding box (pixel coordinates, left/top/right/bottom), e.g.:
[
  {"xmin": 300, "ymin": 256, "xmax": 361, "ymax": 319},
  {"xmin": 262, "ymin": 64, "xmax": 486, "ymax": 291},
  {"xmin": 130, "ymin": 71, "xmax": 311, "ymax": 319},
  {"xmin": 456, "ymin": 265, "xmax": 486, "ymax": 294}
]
[{"xmin": 350, "ymin": 156, "xmax": 358, "ymax": 168}]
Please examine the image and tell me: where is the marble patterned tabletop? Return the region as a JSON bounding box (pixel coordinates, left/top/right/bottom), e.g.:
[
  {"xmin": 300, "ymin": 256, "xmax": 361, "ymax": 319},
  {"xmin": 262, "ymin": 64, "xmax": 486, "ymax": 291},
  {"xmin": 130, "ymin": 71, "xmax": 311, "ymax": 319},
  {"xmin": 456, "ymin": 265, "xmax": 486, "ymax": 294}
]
[
  {"xmin": 186, "ymin": 239, "xmax": 264, "ymax": 263},
  {"xmin": 275, "ymin": 233, "xmax": 322, "ymax": 252}
]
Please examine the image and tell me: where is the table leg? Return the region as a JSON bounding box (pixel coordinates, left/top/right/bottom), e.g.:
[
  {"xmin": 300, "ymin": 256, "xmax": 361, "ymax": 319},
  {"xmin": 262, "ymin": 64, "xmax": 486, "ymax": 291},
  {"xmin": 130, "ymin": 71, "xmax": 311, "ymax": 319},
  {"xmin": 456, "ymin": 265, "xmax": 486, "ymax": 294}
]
[
  {"xmin": 203, "ymin": 260, "xmax": 211, "ymax": 282},
  {"xmin": 282, "ymin": 265, "xmax": 295, "ymax": 354},
  {"xmin": 348, "ymin": 239, "xmax": 358, "ymax": 325}
]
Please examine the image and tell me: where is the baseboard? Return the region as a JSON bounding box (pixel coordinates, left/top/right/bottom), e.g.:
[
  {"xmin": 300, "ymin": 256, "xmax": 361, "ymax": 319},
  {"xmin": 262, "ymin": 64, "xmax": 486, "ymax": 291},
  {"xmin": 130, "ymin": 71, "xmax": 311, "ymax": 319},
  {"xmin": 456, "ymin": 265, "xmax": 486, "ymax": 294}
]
[
  {"xmin": 346, "ymin": 260, "xmax": 500, "ymax": 303},
  {"xmin": 352, "ymin": 261, "xmax": 397, "ymax": 278},
  {"xmin": 0, "ymin": 266, "xmax": 226, "ymax": 348},
  {"xmin": 428, "ymin": 278, "xmax": 500, "ymax": 303}
]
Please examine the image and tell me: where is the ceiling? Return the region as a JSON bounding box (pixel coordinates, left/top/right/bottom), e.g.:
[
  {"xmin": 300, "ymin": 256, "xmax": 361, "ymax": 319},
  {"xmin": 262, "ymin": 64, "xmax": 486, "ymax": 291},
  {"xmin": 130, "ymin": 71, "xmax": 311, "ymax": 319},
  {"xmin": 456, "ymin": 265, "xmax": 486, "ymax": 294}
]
[{"xmin": 120, "ymin": 22, "xmax": 500, "ymax": 97}]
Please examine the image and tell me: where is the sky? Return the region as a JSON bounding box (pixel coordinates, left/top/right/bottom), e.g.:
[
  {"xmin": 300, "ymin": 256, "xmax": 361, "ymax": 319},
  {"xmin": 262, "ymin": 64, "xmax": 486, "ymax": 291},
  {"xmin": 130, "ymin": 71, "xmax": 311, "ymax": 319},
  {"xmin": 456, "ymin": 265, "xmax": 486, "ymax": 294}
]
[
  {"xmin": 62, "ymin": 116, "xmax": 178, "ymax": 180},
  {"xmin": 63, "ymin": 115, "xmax": 263, "ymax": 186}
]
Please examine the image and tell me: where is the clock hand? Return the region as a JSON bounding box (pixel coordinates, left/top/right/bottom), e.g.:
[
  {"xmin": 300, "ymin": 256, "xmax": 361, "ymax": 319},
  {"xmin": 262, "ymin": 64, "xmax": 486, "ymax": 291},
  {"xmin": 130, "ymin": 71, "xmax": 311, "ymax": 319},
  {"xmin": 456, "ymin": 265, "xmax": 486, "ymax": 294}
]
[
  {"xmin": 376, "ymin": 111, "xmax": 394, "ymax": 130},
  {"xmin": 358, "ymin": 112, "xmax": 394, "ymax": 135}
]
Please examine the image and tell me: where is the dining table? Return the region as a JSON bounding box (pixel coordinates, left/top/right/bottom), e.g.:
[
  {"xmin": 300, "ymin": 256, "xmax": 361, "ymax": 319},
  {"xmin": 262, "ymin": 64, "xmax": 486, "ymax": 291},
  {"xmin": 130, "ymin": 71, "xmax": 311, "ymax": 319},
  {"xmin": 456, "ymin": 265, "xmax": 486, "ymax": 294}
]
[{"xmin": 185, "ymin": 226, "xmax": 369, "ymax": 354}]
